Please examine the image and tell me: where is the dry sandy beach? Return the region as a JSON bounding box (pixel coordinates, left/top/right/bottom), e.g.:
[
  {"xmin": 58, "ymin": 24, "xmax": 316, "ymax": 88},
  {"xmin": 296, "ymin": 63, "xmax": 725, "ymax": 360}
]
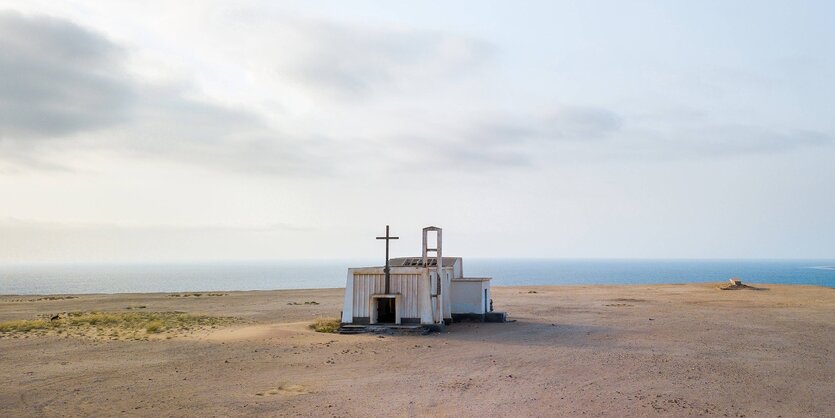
[{"xmin": 1, "ymin": 284, "xmax": 833, "ymax": 417}]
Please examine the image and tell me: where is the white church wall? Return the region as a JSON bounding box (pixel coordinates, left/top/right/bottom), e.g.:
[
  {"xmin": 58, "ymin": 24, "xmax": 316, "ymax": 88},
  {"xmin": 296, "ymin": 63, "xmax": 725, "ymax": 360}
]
[{"xmin": 344, "ymin": 267, "xmax": 438, "ymax": 324}]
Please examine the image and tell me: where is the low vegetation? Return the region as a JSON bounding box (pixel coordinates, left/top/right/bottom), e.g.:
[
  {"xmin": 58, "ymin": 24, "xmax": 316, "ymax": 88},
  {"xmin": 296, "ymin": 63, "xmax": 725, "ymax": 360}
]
[
  {"xmin": 0, "ymin": 319, "xmax": 51, "ymax": 333},
  {"xmin": 310, "ymin": 317, "xmax": 341, "ymax": 333},
  {"xmin": 288, "ymin": 301, "xmax": 320, "ymax": 305},
  {"xmin": 0, "ymin": 311, "xmax": 239, "ymax": 340},
  {"xmin": 145, "ymin": 320, "xmax": 164, "ymax": 333},
  {"xmin": 6, "ymin": 296, "xmax": 78, "ymax": 303},
  {"xmin": 167, "ymin": 293, "xmax": 227, "ymax": 297}
]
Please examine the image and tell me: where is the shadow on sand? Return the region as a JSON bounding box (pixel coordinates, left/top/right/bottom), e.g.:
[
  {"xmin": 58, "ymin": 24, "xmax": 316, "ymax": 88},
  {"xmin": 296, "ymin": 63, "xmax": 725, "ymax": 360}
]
[{"xmin": 428, "ymin": 320, "xmax": 617, "ymax": 349}]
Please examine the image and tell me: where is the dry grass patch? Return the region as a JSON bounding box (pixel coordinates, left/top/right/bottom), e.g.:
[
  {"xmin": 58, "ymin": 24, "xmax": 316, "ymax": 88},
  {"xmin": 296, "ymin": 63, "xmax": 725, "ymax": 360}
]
[
  {"xmin": 6, "ymin": 296, "xmax": 78, "ymax": 303},
  {"xmin": 0, "ymin": 319, "xmax": 50, "ymax": 333},
  {"xmin": 0, "ymin": 311, "xmax": 239, "ymax": 340},
  {"xmin": 310, "ymin": 317, "xmax": 341, "ymax": 333},
  {"xmin": 145, "ymin": 320, "xmax": 164, "ymax": 333},
  {"xmin": 167, "ymin": 293, "xmax": 227, "ymax": 298}
]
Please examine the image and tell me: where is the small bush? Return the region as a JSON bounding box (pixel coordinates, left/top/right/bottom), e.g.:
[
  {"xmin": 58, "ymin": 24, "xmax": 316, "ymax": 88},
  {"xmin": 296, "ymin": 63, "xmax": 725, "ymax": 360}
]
[
  {"xmin": 145, "ymin": 320, "xmax": 164, "ymax": 333},
  {"xmin": 310, "ymin": 317, "xmax": 341, "ymax": 333}
]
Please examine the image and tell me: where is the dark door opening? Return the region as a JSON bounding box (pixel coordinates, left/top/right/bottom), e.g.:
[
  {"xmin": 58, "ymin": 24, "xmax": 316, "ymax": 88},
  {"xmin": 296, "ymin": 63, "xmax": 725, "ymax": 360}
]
[{"xmin": 376, "ymin": 298, "xmax": 396, "ymax": 324}]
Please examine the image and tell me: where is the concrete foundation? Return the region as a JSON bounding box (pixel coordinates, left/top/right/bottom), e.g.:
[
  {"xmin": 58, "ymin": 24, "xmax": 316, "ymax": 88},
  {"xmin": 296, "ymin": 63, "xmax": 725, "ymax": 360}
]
[
  {"xmin": 338, "ymin": 323, "xmax": 444, "ymax": 335},
  {"xmin": 451, "ymin": 312, "xmax": 508, "ymax": 323}
]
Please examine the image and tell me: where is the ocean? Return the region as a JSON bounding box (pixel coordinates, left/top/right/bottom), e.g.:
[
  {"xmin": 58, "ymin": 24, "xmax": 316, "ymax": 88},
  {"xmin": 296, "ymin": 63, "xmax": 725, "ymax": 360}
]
[{"xmin": 0, "ymin": 259, "xmax": 833, "ymax": 295}]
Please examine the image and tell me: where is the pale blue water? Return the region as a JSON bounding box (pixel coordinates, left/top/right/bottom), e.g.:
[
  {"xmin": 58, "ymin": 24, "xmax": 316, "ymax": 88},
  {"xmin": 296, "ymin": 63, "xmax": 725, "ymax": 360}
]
[{"xmin": 0, "ymin": 259, "xmax": 833, "ymax": 295}]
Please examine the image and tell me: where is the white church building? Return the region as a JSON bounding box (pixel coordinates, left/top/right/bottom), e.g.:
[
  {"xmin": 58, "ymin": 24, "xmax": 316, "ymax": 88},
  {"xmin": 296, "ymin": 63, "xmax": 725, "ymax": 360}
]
[{"xmin": 340, "ymin": 226, "xmax": 506, "ymax": 329}]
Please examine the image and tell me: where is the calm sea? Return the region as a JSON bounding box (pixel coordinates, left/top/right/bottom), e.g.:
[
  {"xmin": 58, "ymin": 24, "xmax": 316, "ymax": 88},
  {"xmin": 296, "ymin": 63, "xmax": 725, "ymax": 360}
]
[{"xmin": 0, "ymin": 259, "xmax": 833, "ymax": 295}]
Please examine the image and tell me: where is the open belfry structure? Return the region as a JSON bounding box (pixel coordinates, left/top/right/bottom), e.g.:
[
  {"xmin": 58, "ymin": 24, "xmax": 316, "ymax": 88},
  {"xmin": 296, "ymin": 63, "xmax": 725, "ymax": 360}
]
[{"xmin": 340, "ymin": 226, "xmax": 506, "ymax": 332}]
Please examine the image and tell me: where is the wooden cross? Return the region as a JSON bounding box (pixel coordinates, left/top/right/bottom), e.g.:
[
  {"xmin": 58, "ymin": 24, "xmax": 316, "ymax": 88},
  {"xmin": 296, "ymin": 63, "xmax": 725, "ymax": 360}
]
[{"xmin": 376, "ymin": 225, "xmax": 399, "ymax": 294}]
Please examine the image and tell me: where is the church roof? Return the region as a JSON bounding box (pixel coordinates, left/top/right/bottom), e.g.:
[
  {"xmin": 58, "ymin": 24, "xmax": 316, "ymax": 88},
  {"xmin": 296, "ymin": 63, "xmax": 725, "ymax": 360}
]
[{"xmin": 389, "ymin": 257, "xmax": 461, "ymax": 267}]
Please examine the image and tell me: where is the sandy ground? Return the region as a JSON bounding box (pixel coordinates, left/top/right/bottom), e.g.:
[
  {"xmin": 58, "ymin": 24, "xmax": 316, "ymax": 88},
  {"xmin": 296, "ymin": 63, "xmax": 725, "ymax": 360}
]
[{"xmin": 0, "ymin": 284, "xmax": 833, "ymax": 417}]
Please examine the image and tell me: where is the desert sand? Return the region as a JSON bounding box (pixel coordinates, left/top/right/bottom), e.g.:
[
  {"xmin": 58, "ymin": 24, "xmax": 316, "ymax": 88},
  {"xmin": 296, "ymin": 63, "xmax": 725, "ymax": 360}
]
[{"xmin": 1, "ymin": 283, "xmax": 833, "ymax": 417}]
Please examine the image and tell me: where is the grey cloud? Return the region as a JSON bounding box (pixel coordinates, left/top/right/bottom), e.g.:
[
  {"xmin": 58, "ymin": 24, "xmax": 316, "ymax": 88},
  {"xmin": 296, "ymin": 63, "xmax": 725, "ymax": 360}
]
[
  {"xmin": 0, "ymin": 12, "xmax": 323, "ymax": 175},
  {"xmin": 467, "ymin": 106, "xmax": 623, "ymax": 147},
  {"xmin": 662, "ymin": 126, "xmax": 833, "ymax": 159},
  {"xmin": 379, "ymin": 107, "xmax": 834, "ymax": 171},
  {"xmin": 3, "ymin": 11, "xmax": 826, "ymax": 178},
  {"xmin": 272, "ymin": 18, "xmax": 495, "ymax": 98},
  {"xmin": 112, "ymin": 87, "xmax": 331, "ymax": 176},
  {"xmin": 0, "ymin": 11, "xmax": 498, "ymax": 175},
  {"xmin": 0, "ymin": 11, "xmax": 133, "ymax": 139},
  {"xmin": 540, "ymin": 107, "xmax": 623, "ymax": 140},
  {"xmin": 563, "ymin": 123, "xmax": 833, "ymax": 162},
  {"xmin": 390, "ymin": 134, "xmax": 532, "ymax": 171},
  {"xmin": 464, "ymin": 108, "xmax": 834, "ymax": 165},
  {"xmin": 397, "ymin": 106, "xmax": 624, "ymax": 170},
  {"xmin": 0, "ymin": 218, "xmax": 314, "ymax": 233}
]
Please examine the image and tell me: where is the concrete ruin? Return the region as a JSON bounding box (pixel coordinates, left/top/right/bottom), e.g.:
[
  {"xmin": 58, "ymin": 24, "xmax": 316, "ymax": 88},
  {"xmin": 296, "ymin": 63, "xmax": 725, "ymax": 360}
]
[{"xmin": 340, "ymin": 226, "xmax": 506, "ymax": 332}]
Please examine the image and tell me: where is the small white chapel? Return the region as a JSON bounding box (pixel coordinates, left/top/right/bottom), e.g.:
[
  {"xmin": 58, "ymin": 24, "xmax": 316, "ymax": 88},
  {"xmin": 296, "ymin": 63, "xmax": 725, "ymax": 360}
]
[{"xmin": 340, "ymin": 226, "xmax": 506, "ymax": 329}]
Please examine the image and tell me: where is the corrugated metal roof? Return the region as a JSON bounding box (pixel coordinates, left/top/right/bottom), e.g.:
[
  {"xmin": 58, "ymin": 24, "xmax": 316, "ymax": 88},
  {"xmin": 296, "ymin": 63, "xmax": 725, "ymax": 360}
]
[{"xmin": 389, "ymin": 257, "xmax": 461, "ymax": 267}]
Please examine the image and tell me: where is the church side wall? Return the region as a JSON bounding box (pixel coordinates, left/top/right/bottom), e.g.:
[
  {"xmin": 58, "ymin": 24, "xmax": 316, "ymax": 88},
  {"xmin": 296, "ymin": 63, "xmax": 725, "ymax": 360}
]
[
  {"xmin": 341, "ymin": 270, "xmax": 355, "ymax": 323},
  {"xmin": 443, "ymin": 270, "xmax": 453, "ymax": 320},
  {"xmin": 451, "ymin": 280, "xmax": 484, "ymax": 314}
]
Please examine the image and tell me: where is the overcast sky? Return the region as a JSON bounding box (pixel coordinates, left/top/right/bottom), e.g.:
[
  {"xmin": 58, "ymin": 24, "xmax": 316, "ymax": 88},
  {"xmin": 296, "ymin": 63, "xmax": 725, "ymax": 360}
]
[{"xmin": 1, "ymin": 1, "xmax": 833, "ymax": 262}]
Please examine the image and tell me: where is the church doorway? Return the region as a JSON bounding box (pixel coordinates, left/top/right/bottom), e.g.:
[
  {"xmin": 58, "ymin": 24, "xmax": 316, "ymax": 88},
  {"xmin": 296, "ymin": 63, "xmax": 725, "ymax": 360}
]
[{"xmin": 376, "ymin": 298, "xmax": 396, "ymax": 324}]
